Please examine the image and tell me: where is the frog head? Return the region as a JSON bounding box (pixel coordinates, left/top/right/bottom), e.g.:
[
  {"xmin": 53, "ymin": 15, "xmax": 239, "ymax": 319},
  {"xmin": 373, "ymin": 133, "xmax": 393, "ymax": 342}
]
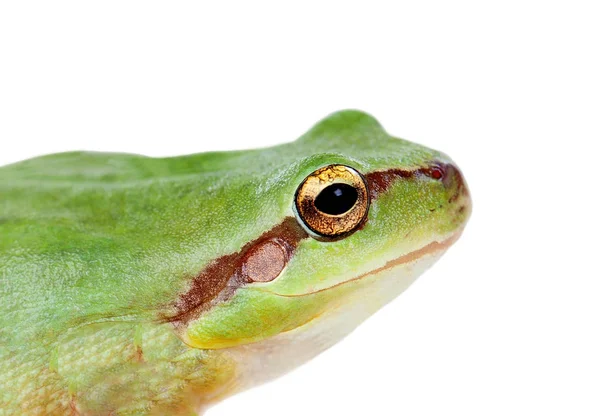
[{"xmin": 168, "ymin": 110, "xmax": 471, "ymax": 392}]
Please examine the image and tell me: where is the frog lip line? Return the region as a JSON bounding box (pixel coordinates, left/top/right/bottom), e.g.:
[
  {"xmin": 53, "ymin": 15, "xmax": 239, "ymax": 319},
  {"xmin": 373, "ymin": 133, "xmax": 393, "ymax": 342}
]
[{"xmin": 257, "ymin": 230, "xmax": 463, "ymax": 299}]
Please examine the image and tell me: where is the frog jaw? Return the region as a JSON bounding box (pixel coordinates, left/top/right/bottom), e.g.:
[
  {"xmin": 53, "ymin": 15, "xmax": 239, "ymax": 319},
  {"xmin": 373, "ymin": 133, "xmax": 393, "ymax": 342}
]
[
  {"xmin": 218, "ymin": 229, "xmax": 462, "ymax": 395},
  {"xmin": 263, "ymin": 230, "xmax": 462, "ymax": 299}
]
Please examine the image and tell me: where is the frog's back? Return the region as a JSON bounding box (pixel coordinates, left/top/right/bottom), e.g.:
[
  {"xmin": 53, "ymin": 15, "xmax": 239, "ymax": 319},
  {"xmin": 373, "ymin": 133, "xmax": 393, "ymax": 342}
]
[
  {"xmin": 0, "ymin": 151, "xmax": 258, "ymax": 414},
  {"xmin": 0, "ymin": 150, "xmax": 264, "ymax": 344}
]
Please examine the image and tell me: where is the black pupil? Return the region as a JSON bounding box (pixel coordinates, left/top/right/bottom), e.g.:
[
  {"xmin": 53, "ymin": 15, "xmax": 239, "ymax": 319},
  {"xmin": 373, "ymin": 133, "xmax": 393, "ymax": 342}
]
[{"xmin": 314, "ymin": 183, "xmax": 358, "ymax": 215}]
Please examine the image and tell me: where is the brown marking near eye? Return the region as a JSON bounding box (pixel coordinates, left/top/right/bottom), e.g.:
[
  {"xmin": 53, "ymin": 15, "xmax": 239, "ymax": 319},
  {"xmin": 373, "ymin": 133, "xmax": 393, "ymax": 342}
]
[
  {"xmin": 365, "ymin": 161, "xmax": 465, "ymax": 200},
  {"xmin": 164, "ymin": 217, "xmax": 308, "ymax": 326},
  {"xmin": 365, "ymin": 168, "xmax": 415, "ymax": 199}
]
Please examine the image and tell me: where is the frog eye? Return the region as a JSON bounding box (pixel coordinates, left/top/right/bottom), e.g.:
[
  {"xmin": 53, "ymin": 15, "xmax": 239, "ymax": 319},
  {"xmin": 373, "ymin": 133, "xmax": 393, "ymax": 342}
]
[{"xmin": 294, "ymin": 164, "xmax": 370, "ymax": 240}]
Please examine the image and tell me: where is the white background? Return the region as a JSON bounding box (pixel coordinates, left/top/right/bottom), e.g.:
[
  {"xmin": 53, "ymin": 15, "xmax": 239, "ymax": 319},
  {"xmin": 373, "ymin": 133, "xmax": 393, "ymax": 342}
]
[{"xmin": 1, "ymin": 2, "xmax": 599, "ymax": 415}]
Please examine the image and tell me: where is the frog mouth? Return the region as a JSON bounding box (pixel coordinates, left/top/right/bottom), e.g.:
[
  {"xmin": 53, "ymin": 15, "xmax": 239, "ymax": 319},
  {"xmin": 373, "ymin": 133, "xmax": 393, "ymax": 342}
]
[{"xmin": 264, "ymin": 230, "xmax": 463, "ymax": 299}]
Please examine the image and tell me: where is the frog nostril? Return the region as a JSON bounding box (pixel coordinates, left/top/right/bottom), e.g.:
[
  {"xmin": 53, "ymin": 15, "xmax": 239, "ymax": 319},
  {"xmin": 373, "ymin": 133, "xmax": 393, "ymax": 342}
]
[{"xmin": 429, "ymin": 165, "xmax": 444, "ymax": 181}]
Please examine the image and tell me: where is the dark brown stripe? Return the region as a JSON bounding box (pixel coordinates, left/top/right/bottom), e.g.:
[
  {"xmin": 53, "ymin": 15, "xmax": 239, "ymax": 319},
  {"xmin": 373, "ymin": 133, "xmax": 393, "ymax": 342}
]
[
  {"xmin": 165, "ymin": 217, "xmax": 308, "ymax": 325},
  {"xmin": 365, "ymin": 161, "xmax": 447, "ymax": 199}
]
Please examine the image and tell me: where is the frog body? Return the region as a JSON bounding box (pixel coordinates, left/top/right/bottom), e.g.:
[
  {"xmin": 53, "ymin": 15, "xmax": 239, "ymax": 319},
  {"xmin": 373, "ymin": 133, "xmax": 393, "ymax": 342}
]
[{"xmin": 0, "ymin": 111, "xmax": 471, "ymax": 415}]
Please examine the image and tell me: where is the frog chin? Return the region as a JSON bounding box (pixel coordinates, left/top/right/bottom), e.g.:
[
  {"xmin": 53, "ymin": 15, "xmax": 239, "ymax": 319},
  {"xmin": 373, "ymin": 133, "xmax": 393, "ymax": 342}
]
[{"xmin": 220, "ymin": 231, "xmax": 459, "ymax": 396}]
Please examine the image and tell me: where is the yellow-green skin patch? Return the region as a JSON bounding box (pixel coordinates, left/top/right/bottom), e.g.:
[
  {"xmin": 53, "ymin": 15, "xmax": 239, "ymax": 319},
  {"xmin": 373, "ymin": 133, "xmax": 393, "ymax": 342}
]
[{"xmin": 0, "ymin": 111, "xmax": 470, "ymax": 415}]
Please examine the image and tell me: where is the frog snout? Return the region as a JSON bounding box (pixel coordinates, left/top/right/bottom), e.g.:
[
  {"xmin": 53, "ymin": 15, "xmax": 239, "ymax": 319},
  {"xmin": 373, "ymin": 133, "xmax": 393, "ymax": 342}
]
[
  {"xmin": 441, "ymin": 162, "xmax": 471, "ymax": 220},
  {"xmin": 442, "ymin": 163, "xmax": 467, "ymax": 195}
]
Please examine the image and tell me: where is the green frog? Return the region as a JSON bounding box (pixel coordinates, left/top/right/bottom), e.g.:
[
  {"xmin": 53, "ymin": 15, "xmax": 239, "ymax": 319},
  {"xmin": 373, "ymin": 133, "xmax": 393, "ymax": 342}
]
[{"xmin": 0, "ymin": 110, "xmax": 471, "ymax": 415}]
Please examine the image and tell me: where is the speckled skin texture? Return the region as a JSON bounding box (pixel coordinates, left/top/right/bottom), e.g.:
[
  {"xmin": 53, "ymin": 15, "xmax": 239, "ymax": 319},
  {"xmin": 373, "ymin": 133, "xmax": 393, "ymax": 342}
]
[{"xmin": 0, "ymin": 111, "xmax": 471, "ymax": 415}]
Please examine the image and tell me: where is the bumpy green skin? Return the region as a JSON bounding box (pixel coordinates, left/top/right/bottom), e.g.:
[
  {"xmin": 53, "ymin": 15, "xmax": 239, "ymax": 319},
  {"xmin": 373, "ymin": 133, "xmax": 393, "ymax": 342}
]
[{"xmin": 0, "ymin": 111, "xmax": 470, "ymax": 415}]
